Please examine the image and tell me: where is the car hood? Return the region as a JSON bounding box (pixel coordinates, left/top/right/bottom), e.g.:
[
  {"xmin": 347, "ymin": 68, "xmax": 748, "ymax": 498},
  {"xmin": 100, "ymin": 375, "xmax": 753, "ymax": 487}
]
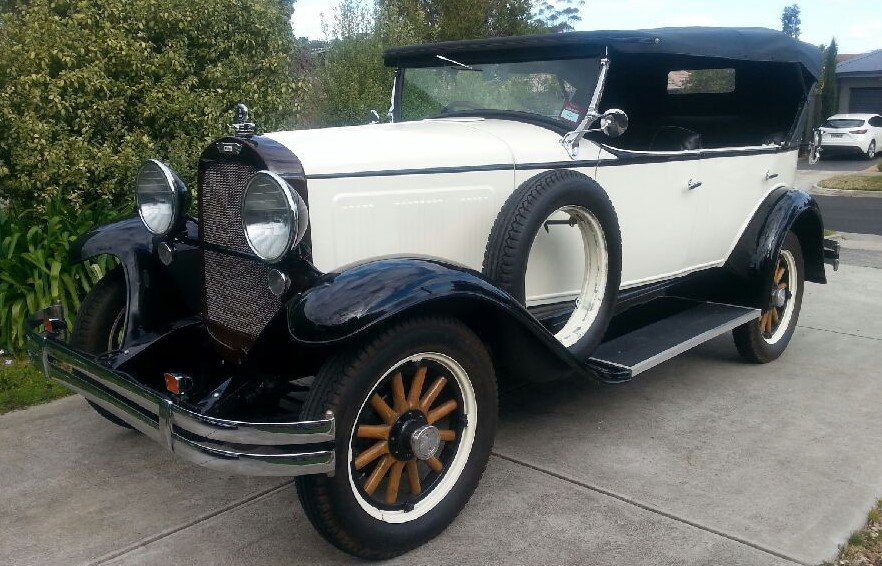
[{"xmin": 263, "ymin": 118, "xmax": 573, "ymax": 178}]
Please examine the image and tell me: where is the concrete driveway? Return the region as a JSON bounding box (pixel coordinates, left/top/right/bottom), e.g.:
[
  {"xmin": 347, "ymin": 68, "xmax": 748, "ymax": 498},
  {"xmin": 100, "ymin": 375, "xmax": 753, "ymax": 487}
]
[{"xmin": 3, "ymin": 260, "xmax": 882, "ymax": 565}]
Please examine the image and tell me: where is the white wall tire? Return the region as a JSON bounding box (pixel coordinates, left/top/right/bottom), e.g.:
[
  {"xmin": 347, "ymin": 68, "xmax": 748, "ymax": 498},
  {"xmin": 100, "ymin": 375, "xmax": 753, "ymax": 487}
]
[
  {"xmin": 482, "ymin": 170, "xmax": 621, "ymax": 359},
  {"xmin": 733, "ymin": 232, "xmax": 804, "ymax": 363},
  {"xmin": 295, "ymin": 317, "xmax": 497, "ymax": 560}
]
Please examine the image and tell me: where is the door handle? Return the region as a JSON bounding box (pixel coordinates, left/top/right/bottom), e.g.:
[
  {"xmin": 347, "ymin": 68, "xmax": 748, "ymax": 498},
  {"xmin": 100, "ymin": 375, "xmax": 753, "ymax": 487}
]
[
  {"xmin": 687, "ymin": 179, "xmax": 703, "ymax": 190},
  {"xmin": 765, "ymin": 171, "xmax": 779, "ymax": 180}
]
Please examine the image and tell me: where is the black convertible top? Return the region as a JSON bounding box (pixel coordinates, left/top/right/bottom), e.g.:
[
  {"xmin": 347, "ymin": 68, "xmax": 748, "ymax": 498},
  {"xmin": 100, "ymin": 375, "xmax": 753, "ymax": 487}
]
[{"xmin": 383, "ymin": 27, "xmax": 822, "ymax": 79}]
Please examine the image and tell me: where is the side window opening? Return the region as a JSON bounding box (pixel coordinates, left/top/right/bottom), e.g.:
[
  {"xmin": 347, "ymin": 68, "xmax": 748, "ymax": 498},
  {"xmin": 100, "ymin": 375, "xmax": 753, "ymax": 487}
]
[{"xmin": 667, "ymin": 69, "xmax": 736, "ymax": 94}]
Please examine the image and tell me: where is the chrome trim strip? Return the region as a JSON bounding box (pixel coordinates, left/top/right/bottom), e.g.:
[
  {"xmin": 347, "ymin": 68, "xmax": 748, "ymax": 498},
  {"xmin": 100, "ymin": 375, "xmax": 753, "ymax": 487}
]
[{"xmin": 27, "ymin": 331, "xmax": 336, "ymax": 477}]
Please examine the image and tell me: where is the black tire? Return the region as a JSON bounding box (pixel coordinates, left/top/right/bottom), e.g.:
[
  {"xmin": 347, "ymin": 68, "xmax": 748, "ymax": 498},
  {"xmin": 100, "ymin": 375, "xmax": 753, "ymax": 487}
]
[
  {"xmin": 733, "ymin": 232, "xmax": 804, "ymax": 363},
  {"xmin": 70, "ymin": 267, "xmax": 133, "ymax": 429},
  {"xmin": 482, "ymin": 169, "xmax": 621, "ymax": 358},
  {"xmin": 296, "ymin": 317, "xmax": 497, "ymax": 560},
  {"xmin": 866, "ymin": 140, "xmax": 876, "ymax": 160}
]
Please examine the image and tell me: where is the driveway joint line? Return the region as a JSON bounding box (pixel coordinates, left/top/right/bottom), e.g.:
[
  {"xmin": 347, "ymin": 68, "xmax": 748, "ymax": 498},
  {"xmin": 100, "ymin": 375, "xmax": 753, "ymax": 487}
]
[
  {"xmin": 798, "ymin": 324, "xmax": 882, "ymax": 342},
  {"xmin": 491, "ymin": 452, "xmax": 810, "ymax": 566},
  {"xmin": 89, "ymin": 480, "xmax": 295, "ymax": 565}
]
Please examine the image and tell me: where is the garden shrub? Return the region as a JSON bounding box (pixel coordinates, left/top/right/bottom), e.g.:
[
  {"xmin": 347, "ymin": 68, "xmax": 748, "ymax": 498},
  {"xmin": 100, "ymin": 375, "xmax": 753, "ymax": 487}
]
[
  {"xmin": 0, "ymin": 0, "xmax": 306, "ymax": 210},
  {"xmin": 0, "ymin": 199, "xmax": 123, "ymax": 351}
]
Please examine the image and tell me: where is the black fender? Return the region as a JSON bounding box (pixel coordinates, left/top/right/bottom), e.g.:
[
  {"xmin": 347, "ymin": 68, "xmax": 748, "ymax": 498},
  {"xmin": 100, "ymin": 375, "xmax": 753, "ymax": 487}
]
[
  {"xmin": 725, "ymin": 187, "xmax": 826, "ymax": 308},
  {"xmin": 286, "ymin": 257, "xmax": 603, "ymax": 384},
  {"xmin": 70, "ymin": 215, "xmax": 201, "ymax": 346}
]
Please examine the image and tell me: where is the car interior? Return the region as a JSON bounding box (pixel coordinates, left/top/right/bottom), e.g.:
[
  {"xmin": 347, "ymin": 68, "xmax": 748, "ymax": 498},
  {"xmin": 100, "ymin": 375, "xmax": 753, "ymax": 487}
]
[{"xmin": 595, "ymin": 54, "xmax": 808, "ymax": 152}]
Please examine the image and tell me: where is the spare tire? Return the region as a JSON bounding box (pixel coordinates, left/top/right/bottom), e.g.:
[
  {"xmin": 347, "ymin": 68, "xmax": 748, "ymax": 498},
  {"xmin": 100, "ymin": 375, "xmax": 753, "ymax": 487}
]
[{"xmin": 482, "ymin": 169, "xmax": 621, "ymax": 359}]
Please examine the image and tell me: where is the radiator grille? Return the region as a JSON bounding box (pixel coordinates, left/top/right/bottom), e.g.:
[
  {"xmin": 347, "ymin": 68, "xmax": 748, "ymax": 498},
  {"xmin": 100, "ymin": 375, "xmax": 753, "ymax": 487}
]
[{"xmin": 200, "ymin": 160, "xmax": 282, "ymax": 339}]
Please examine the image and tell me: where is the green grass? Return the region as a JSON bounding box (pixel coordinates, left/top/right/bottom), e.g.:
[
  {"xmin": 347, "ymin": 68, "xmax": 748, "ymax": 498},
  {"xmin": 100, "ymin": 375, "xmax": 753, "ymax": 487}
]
[
  {"xmin": 818, "ymin": 175, "xmax": 882, "ymax": 191},
  {"xmin": 0, "ymin": 356, "xmax": 70, "ymax": 414},
  {"xmin": 829, "ymin": 499, "xmax": 882, "ymax": 565}
]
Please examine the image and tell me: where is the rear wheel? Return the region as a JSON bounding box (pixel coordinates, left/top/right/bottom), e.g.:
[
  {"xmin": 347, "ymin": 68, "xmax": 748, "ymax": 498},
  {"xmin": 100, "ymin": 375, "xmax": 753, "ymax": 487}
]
[
  {"xmin": 296, "ymin": 317, "xmax": 496, "ymax": 559},
  {"xmin": 733, "ymin": 232, "xmax": 804, "ymax": 363},
  {"xmin": 70, "ymin": 267, "xmax": 132, "ymax": 429},
  {"xmin": 867, "ymin": 140, "xmax": 876, "ymax": 160}
]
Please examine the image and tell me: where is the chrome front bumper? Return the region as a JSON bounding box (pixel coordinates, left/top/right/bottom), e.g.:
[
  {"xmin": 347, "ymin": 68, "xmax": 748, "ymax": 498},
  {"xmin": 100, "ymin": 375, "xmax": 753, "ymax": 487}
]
[{"xmin": 25, "ymin": 328, "xmax": 335, "ymax": 477}]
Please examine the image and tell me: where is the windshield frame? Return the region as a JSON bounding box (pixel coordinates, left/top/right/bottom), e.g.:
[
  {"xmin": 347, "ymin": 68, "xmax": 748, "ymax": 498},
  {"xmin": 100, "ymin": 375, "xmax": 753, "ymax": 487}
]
[{"xmin": 390, "ymin": 56, "xmax": 604, "ymax": 133}]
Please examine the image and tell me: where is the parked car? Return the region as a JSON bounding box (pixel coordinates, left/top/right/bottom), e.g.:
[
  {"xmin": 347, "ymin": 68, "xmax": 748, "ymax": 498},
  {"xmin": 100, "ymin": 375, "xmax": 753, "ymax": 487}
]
[
  {"xmin": 26, "ymin": 27, "xmax": 839, "ymax": 559},
  {"xmin": 818, "ymin": 113, "xmax": 882, "ymax": 159}
]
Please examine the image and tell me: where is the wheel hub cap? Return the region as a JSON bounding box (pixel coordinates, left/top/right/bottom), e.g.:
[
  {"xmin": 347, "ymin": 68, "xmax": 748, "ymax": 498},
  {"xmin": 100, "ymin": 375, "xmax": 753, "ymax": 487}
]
[
  {"xmin": 771, "ymin": 288, "xmax": 787, "ymax": 308},
  {"xmin": 410, "ymin": 425, "xmax": 442, "ymax": 461}
]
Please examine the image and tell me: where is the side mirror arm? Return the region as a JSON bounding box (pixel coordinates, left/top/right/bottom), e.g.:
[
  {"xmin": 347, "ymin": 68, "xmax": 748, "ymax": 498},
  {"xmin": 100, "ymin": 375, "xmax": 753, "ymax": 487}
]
[{"xmin": 561, "ymin": 51, "xmax": 611, "ymax": 158}]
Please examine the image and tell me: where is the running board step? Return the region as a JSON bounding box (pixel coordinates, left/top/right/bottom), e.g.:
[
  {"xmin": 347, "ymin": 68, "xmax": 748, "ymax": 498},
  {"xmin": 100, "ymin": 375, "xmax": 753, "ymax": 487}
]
[{"xmin": 587, "ymin": 300, "xmax": 760, "ymax": 382}]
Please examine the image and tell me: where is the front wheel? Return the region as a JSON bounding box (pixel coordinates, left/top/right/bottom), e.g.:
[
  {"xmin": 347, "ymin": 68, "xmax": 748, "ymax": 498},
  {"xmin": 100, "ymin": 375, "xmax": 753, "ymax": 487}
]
[
  {"xmin": 733, "ymin": 232, "xmax": 804, "ymax": 363},
  {"xmin": 866, "ymin": 140, "xmax": 876, "ymax": 160},
  {"xmin": 296, "ymin": 317, "xmax": 497, "ymax": 560},
  {"xmin": 70, "ymin": 266, "xmax": 133, "ymax": 429}
]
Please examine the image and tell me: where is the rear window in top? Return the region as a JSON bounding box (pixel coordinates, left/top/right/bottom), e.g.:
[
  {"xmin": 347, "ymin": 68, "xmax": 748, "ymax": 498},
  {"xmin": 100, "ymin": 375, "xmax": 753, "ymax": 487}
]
[
  {"xmin": 667, "ymin": 69, "xmax": 735, "ymax": 94},
  {"xmin": 823, "ymin": 119, "xmax": 866, "ymax": 129}
]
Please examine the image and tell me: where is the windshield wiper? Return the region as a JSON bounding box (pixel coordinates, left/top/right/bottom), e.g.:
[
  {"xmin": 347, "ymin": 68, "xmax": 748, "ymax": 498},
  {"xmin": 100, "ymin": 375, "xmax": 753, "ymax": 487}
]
[{"xmin": 435, "ymin": 54, "xmax": 481, "ymax": 71}]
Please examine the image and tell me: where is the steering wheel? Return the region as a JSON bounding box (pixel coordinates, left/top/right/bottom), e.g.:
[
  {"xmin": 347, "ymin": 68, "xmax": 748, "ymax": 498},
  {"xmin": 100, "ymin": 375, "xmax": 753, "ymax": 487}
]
[{"xmin": 440, "ymin": 100, "xmax": 484, "ymax": 114}]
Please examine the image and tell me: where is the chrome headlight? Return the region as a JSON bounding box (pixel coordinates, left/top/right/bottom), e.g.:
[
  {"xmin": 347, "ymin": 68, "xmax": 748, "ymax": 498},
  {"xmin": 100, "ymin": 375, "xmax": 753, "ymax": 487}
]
[
  {"xmin": 135, "ymin": 159, "xmax": 189, "ymax": 236},
  {"xmin": 241, "ymin": 171, "xmax": 308, "ymax": 263}
]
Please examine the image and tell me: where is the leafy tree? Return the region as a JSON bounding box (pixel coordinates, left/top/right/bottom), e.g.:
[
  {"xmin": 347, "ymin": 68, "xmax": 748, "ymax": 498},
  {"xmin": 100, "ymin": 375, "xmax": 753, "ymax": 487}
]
[
  {"xmin": 302, "ymin": 0, "xmax": 423, "ymax": 128},
  {"xmin": 303, "ymin": 0, "xmax": 544, "ymax": 128},
  {"xmin": 0, "ymin": 0, "xmax": 305, "ymax": 210},
  {"xmin": 380, "ymin": 0, "xmax": 537, "ymax": 41},
  {"xmin": 535, "ymin": 0, "xmax": 586, "ymax": 33},
  {"xmin": 819, "ymin": 38, "xmax": 839, "ymax": 120},
  {"xmin": 781, "ymin": 4, "xmax": 801, "ymax": 39}
]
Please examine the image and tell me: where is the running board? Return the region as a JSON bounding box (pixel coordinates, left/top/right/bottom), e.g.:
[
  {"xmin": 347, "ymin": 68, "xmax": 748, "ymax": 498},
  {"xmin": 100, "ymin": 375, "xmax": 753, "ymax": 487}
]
[{"xmin": 586, "ymin": 300, "xmax": 760, "ymax": 382}]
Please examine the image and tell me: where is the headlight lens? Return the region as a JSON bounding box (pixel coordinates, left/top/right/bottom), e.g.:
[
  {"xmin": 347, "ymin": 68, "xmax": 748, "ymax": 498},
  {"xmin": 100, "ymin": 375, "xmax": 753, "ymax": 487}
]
[
  {"xmin": 242, "ymin": 171, "xmax": 308, "ymax": 263},
  {"xmin": 135, "ymin": 159, "xmax": 188, "ymax": 236}
]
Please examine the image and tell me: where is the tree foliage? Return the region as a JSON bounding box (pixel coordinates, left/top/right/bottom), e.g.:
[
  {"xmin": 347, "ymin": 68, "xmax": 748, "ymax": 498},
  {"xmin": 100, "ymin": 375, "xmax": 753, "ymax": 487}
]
[
  {"xmin": 535, "ymin": 0, "xmax": 586, "ymax": 33},
  {"xmin": 781, "ymin": 4, "xmax": 801, "ymax": 39},
  {"xmin": 819, "ymin": 38, "xmax": 839, "ymax": 120},
  {"xmin": 301, "ymin": 0, "xmax": 555, "ymax": 128},
  {"xmin": 381, "ymin": 0, "xmax": 538, "ymax": 41},
  {"xmin": 0, "ymin": 0, "xmax": 305, "ymax": 210}
]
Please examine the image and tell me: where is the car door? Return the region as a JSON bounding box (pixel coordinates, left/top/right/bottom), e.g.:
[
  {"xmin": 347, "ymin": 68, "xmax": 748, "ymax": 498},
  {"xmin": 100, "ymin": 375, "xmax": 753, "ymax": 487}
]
[{"xmin": 593, "ymin": 145, "xmax": 704, "ymax": 288}]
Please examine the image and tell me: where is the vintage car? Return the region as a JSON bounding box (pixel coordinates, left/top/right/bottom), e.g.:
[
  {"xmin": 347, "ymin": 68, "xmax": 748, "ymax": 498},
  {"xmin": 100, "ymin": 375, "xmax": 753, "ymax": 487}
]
[{"xmin": 26, "ymin": 27, "xmax": 840, "ymax": 559}]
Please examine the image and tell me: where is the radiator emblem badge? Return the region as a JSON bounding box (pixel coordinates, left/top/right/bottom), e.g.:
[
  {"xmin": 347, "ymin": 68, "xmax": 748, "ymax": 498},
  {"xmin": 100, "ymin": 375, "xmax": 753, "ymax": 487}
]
[{"xmin": 217, "ymin": 141, "xmax": 242, "ymax": 155}]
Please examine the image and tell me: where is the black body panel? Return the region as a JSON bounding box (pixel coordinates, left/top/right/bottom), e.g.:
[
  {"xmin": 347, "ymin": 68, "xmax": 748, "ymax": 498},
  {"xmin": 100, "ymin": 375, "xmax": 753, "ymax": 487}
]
[
  {"xmin": 287, "ymin": 257, "xmax": 599, "ymax": 384},
  {"xmin": 724, "ymin": 187, "xmax": 826, "ymax": 307},
  {"xmin": 69, "ymin": 216, "xmax": 201, "ymax": 347}
]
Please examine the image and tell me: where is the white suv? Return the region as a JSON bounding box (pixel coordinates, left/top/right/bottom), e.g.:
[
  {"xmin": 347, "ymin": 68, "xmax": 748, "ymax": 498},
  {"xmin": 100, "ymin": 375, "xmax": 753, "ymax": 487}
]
[{"xmin": 819, "ymin": 113, "xmax": 882, "ymax": 159}]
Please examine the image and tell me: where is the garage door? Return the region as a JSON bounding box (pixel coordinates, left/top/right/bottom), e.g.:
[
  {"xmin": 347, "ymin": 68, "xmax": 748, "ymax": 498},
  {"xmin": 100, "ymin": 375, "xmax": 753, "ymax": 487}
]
[{"xmin": 849, "ymin": 87, "xmax": 882, "ymax": 114}]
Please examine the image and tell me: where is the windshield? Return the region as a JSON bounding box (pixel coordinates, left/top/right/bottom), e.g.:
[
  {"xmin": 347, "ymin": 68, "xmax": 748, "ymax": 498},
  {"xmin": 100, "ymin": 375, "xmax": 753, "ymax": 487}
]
[
  {"xmin": 823, "ymin": 119, "xmax": 866, "ymax": 129},
  {"xmin": 399, "ymin": 57, "xmax": 601, "ymax": 127}
]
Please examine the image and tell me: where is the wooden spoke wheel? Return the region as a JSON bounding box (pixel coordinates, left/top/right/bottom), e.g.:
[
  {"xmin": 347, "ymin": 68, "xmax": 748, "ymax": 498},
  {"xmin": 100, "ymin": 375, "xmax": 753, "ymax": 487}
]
[
  {"xmin": 295, "ymin": 317, "xmax": 496, "ymax": 560},
  {"xmin": 760, "ymin": 248, "xmax": 798, "ymax": 345},
  {"xmin": 351, "ymin": 356, "xmax": 467, "ymax": 509},
  {"xmin": 733, "ymin": 232, "xmax": 804, "ymax": 364}
]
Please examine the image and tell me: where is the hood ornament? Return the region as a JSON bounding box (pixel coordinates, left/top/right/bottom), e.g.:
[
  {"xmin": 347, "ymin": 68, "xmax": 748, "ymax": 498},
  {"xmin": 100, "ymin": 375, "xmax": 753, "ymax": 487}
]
[{"xmin": 230, "ymin": 103, "xmax": 256, "ymax": 136}]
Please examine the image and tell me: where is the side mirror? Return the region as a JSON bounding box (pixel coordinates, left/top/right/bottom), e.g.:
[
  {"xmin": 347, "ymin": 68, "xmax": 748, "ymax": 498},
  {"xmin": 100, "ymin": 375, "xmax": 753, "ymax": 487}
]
[{"xmin": 600, "ymin": 109, "xmax": 629, "ymax": 138}]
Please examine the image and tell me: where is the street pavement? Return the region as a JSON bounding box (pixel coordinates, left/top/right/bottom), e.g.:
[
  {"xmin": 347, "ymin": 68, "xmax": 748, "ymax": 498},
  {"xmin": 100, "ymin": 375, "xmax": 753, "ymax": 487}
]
[
  {"xmin": 795, "ymin": 156, "xmax": 882, "ymax": 236},
  {"xmin": 2, "ymin": 244, "xmax": 882, "ymax": 564}
]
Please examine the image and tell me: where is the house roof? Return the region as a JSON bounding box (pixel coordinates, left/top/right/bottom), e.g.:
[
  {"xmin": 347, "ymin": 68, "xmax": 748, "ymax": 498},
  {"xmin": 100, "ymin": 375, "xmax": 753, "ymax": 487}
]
[
  {"xmin": 383, "ymin": 27, "xmax": 822, "ymax": 79},
  {"xmin": 837, "ymin": 50, "xmax": 882, "ymax": 76}
]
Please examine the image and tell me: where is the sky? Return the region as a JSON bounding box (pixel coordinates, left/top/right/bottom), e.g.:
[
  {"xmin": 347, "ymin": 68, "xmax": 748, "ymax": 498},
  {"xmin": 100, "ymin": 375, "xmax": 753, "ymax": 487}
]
[{"xmin": 290, "ymin": 0, "xmax": 882, "ymax": 54}]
